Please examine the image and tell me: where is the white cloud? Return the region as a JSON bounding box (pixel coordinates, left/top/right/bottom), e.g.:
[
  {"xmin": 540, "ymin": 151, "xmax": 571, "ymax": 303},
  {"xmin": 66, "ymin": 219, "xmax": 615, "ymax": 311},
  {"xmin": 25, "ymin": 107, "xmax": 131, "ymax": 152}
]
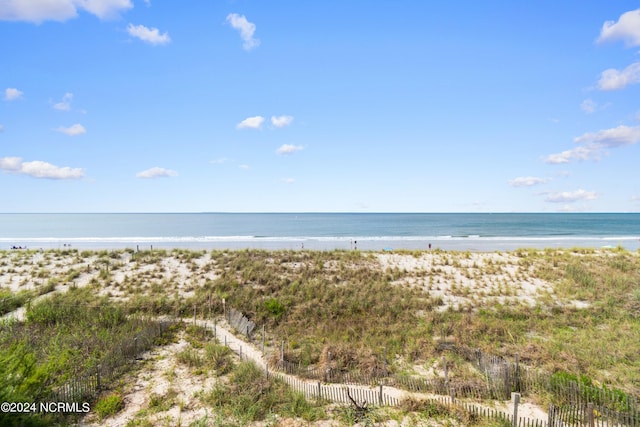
[
  {"xmin": 598, "ymin": 9, "xmax": 640, "ymax": 47},
  {"xmin": 53, "ymin": 92, "xmax": 73, "ymax": 111},
  {"xmin": 238, "ymin": 164, "xmax": 250, "ymax": 170},
  {"xmin": 545, "ymin": 125, "xmax": 640, "ymax": 164},
  {"xmin": 55, "ymin": 123, "xmax": 86, "ymax": 136},
  {"xmin": 210, "ymin": 157, "xmax": 229, "ymax": 164},
  {"xmin": 236, "ymin": 116, "xmax": 264, "ymax": 129},
  {"xmin": 4, "ymin": 88, "xmax": 23, "ymax": 101},
  {"xmin": 0, "ymin": 157, "xmax": 22, "ymax": 171},
  {"xmin": 597, "ymin": 61, "xmax": 640, "ymax": 90},
  {"xmin": 136, "ymin": 167, "xmax": 178, "ymax": 179},
  {"xmin": 545, "ymin": 189, "xmax": 597, "ymax": 204},
  {"xmin": 0, "ymin": 0, "xmax": 133, "ymax": 23},
  {"xmin": 580, "ymin": 99, "xmax": 597, "ymax": 114},
  {"xmin": 226, "ymin": 13, "xmax": 260, "ymax": 51},
  {"xmin": 0, "ymin": 156, "xmax": 84, "ymax": 179},
  {"xmin": 544, "ymin": 146, "xmax": 595, "ymax": 164},
  {"xmin": 631, "ymin": 195, "xmax": 640, "ymax": 204},
  {"xmin": 574, "ymin": 125, "xmax": 640, "ymax": 148},
  {"xmin": 271, "ymin": 115, "xmax": 294, "ymax": 128},
  {"xmin": 281, "ymin": 178, "xmax": 295, "ymax": 184},
  {"xmin": 276, "ymin": 144, "xmax": 303, "ymax": 155},
  {"xmin": 508, "ymin": 176, "xmax": 548, "ymax": 187},
  {"xmin": 127, "ymin": 23, "xmax": 171, "ymax": 45}
]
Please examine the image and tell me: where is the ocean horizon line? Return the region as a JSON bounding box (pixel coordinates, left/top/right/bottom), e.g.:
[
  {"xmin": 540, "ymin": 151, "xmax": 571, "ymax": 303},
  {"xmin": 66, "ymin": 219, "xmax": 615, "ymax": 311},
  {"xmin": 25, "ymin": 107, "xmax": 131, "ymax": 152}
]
[{"xmin": 2, "ymin": 211, "xmax": 640, "ymax": 215}]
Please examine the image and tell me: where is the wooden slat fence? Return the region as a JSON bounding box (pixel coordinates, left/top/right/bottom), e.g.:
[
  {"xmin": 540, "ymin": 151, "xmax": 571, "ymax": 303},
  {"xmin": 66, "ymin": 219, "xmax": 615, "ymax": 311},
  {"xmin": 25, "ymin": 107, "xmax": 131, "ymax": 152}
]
[
  {"xmin": 225, "ymin": 307, "xmax": 255, "ymax": 338},
  {"xmin": 225, "ymin": 306, "xmax": 640, "ymax": 427},
  {"xmin": 48, "ymin": 319, "xmax": 175, "ymax": 404},
  {"xmin": 548, "ymin": 403, "xmax": 640, "ymax": 427}
]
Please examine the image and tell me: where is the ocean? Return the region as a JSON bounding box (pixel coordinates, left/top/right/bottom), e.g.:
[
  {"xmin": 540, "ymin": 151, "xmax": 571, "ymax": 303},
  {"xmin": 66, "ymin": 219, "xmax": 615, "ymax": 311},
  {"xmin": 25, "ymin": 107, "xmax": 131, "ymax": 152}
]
[{"xmin": 1, "ymin": 213, "xmax": 639, "ymax": 252}]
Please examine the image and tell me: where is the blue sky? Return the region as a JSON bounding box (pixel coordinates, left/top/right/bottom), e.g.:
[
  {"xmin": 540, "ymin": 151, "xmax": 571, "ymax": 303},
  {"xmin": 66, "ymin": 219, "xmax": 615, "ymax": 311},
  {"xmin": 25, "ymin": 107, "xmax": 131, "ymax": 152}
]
[{"xmin": 1, "ymin": 1, "xmax": 640, "ymax": 212}]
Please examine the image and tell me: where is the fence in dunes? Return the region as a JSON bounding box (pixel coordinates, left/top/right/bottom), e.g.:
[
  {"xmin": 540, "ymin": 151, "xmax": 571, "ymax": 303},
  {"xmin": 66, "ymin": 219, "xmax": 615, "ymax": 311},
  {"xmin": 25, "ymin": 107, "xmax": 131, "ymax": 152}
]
[
  {"xmin": 222, "ymin": 305, "xmax": 640, "ymax": 427},
  {"xmin": 47, "ymin": 318, "xmax": 175, "ymax": 404}
]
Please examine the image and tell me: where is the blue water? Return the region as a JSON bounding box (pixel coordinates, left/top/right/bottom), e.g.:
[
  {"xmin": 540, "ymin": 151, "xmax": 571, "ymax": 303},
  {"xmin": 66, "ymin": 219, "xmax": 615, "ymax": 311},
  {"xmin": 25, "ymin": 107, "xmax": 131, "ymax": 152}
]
[{"xmin": 0, "ymin": 213, "xmax": 639, "ymax": 252}]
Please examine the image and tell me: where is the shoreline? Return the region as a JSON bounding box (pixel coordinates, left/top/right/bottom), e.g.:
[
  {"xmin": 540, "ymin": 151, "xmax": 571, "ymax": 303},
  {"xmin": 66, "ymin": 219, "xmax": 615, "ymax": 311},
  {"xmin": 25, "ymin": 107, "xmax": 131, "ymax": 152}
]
[{"xmin": 3, "ymin": 236, "xmax": 639, "ymax": 252}]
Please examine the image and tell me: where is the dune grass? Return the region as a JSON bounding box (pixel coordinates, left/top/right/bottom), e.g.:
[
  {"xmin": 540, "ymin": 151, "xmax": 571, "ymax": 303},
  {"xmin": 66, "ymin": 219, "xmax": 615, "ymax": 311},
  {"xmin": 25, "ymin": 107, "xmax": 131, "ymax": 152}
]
[
  {"xmin": 0, "ymin": 285, "xmax": 175, "ymax": 426},
  {"xmin": 2, "ymin": 247, "xmax": 640, "ymax": 424}
]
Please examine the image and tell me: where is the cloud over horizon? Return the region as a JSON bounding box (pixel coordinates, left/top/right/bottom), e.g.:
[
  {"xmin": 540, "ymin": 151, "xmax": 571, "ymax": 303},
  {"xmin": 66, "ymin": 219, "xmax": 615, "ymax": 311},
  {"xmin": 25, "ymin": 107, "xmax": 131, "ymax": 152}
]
[
  {"xmin": 4, "ymin": 88, "xmax": 23, "ymax": 101},
  {"xmin": 276, "ymin": 144, "xmax": 303, "ymax": 155},
  {"xmin": 127, "ymin": 23, "xmax": 171, "ymax": 45},
  {"xmin": 236, "ymin": 116, "xmax": 264, "ymax": 130},
  {"xmin": 55, "ymin": 124, "xmax": 86, "ymax": 136},
  {"xmin": 596, "ymin": 9, "xmax": 640, "ymax": 91},
  {"xmin": 53, "ymin": 92, "xmax": 73, "ymax": 111},
  {"xmin": 544, "ymin": 189, "xmax": 597, "ymax": 203},
  {"xmin": 597, "ymin": 8, "xmax": 640, "ymax": 47},
  {"xmin": 598, "ymin": 62, "xmax": 640, "ymax": 90},
  {"xmin": 226, "ymin": 13, "xmax": 260, "ymax": 51},
  {"xmin": 508, "ymin": 176, "xmax": 549, "ymax": 187},
  {"xmin": 0, "ymin": 156, "xmax": 84, "ymax": 179},
  {"xmin": 545, "ymin": 125, "xmax": 640, "ymax": 164},
  {"xmin": 0, "ymin": 0, "xmax": 133, "ymax": 23},
  {"xmin": 136, "ymin": 167, "xmax": 178, "ymax": 179},
  {"xmin": 271, "ymin": 115, "xmax": 294, "ymax": 128}
]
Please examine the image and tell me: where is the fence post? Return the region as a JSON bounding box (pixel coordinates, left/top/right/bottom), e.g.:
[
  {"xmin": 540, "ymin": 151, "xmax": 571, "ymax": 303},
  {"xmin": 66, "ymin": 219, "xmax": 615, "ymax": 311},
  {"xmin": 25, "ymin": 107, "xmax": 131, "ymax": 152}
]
[
  {"xmin": 326, "ymin": 351, "xmax": 331, "ymax": 382},
  {"xmin": 281, "ymin": 340, "xmax": 285, "ymax": 364},
  {"xmin": 503, "ymin": 361, "xmax": 510, "ymax": 399},
  {"xmin": 515, "ymin": 353, "xmax": 520, "ymax": 392},
  {"xmin": 443, "ymin": 356, "xmax": 449, "ymax": 392},
  {"xmin": 383, "ymin": 347, "xmax": 387, "ymax": 377},
  {"xmin": 587, "ymin": 403, "xmax": 595, "ymax": 427},
  {"xmin": 512, "ymin": 392, "xmax": 520, "ymax": 427},
  {"xmin": 96, "ymin": 365, "xmax": 101, "ymax": 391},
  {"xmin": 317, "ymin": 381, "xmax": 321, "ymax": 399},
  {"xmin": 379, "ymin": 384, "xmax": 383, "ymax": 406},
  {"xmin": 548, "ymin": 403, "xmax": 553, "ymax": 427}
]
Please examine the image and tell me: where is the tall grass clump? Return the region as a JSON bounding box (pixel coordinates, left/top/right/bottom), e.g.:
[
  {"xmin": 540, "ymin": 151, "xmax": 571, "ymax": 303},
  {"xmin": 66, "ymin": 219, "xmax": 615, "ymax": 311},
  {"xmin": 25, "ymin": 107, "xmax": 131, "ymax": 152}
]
[
  {"xmin": 0, "ymin": 289, "xmax": 33, "ymax": 316},
  {"xmin": 203, "ymin": 360, "xmax": 325, "ymax": 424}
]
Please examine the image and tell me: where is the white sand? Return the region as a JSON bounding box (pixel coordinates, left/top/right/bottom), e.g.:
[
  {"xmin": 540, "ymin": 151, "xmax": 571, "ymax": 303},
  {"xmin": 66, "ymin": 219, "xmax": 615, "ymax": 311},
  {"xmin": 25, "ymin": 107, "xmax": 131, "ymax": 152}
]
[{"xmin": 1, "ymin": 248, "xmax": 590, "ymax": 425}]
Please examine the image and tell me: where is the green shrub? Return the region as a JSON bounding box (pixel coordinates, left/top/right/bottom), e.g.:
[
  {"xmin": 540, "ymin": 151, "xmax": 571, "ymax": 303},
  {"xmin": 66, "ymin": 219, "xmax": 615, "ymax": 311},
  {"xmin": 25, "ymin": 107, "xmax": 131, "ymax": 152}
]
[
  {"xmin": 264, "ymin": 298, "xmax": 285, "ymax": 320},
  {"xmin": 204, "ymin": 342, "xmax": 233, "ymax": 375},
  {"xmin": 95, "ymin": 393, "xmax": 124, "ymax": 419}
]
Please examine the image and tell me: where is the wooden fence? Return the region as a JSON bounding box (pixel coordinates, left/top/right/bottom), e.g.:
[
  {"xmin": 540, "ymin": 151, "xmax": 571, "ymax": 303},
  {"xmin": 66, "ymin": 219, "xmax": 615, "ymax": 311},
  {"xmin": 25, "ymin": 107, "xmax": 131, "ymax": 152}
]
[
  {"xmin": 48, "ymin": 318, "xmax": 175, "ymax": 404},
  {"xmin": 548, "ymin": 402, "xmax": 640, "ymax": 427},
  {"xmin": 220, "ymin": 305, "xmax": 640, "ymax": 427},
  {"xmin": 276, "ymin": 374, "xmax": 400, "ymax": 407}
]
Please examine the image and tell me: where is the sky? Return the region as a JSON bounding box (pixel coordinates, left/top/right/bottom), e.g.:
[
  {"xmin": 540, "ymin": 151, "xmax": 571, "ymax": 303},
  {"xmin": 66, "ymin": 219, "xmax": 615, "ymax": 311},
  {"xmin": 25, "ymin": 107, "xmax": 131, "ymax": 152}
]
[{"xmin": 1, "ymin": 1, "xmax": 640, "ymax": 213}]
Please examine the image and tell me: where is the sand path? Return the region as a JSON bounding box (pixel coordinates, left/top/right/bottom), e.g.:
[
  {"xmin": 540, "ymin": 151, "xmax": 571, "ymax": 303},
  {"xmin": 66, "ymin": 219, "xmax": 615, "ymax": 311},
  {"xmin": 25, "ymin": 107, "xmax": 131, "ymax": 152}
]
[{"xmin": 196, "ymin": 317, "xmax": 548, "ymax": 423}]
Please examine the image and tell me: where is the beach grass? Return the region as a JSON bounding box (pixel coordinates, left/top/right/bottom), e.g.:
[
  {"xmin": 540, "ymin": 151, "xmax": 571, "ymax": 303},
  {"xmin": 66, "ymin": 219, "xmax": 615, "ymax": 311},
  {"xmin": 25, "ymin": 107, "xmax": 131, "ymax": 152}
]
[{"xmin": 1, "ymin": 246, "xmax": 640, "ymax": 424}]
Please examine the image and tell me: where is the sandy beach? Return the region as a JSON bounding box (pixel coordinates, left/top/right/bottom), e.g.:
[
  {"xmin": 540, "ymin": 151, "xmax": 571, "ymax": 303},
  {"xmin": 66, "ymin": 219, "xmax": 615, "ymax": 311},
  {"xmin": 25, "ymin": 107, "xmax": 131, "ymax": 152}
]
[{"xmin": 1, "ymin": 247, "xmax": 638, "ymax": 426}]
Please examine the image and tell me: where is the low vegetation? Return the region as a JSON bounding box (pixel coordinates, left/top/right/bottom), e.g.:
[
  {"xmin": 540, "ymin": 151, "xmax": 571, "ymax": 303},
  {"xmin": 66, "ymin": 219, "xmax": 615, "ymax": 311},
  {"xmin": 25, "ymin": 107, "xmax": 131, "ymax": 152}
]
[{"xmin": 0, "ymin": 247, "xmax": 639, "ymax": 425}]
